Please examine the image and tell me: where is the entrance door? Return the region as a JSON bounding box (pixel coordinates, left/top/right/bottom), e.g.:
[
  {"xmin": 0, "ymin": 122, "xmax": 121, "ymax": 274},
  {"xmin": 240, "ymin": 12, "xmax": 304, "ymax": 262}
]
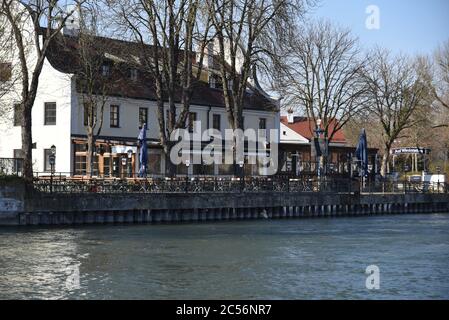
[
  {"xmin": 111, "ymin": 155, "xmax": 135, "ymax": 178},
  {"xmin": 122, "ymin": 156, "xmax": 134, "ymax": 178},
  {"xmin": 292, "ymin": 155, "xmax": 298, "ymax": 176}
]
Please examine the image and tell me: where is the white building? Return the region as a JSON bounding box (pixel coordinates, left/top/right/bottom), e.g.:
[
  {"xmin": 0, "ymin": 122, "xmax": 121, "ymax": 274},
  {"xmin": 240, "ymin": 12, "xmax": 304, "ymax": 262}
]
[{"xmin": 0, "ymin": 18, "xmax": 280, "ymax": 177}]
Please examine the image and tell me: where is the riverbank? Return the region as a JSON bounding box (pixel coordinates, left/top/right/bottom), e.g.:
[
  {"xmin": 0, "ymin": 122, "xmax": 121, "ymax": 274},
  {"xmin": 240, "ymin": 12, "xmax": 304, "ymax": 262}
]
[{"xmin": 1, "ymin": 180, "xmax": 449, "ymax": 226}]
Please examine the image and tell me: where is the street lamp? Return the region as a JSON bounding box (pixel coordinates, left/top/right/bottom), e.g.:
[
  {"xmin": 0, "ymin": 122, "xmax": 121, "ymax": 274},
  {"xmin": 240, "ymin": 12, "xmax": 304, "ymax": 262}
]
[
  {"xmin": 314, "ymin": 119, "xmax": 324, "ymax": 180},
  {"xmin": 437, "ymin": 166, "xmax": 441, "ymax": 194},
  {"xmin": 239, "ymin": 160, "xmax": 245, "ymax": 192},
  {"xmin": 185, "ymin": 159, "xmax": 190, "ymax": 193},
  {"xmin": 127, "ymin": 149, "xmax": 133, "ymax": 178},
  {"xmin": 49, "ymin": 145, "xmax": 56, "ymax": 193}
]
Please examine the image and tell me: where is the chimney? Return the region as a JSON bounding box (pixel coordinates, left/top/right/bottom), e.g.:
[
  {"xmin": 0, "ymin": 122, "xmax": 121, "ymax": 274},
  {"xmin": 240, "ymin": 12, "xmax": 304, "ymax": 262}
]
[
  {"xmin": 197, "ymin": 41, "xmax": 215, "ymax": 69},
  {"xmin": 287, "ymin": 109, "xmax": 295, "ymax": 124},
  {"xmin": 196, "ymin": 41, "xmax": 215, "ymax": 86},
  {"xmin": 62, "ymin": 4, "xmax": 80, "ymax": 37}
]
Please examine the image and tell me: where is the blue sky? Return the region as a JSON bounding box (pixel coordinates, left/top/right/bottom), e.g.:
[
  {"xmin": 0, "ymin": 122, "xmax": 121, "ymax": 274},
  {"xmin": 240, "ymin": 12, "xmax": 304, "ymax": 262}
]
[{"xmin": 312, "ymin": 0, "xmax": 449, "ymax": 55}]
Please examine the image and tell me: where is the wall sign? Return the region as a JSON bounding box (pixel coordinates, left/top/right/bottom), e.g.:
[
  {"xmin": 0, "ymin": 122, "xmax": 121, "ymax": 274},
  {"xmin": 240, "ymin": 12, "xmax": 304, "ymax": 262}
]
[
  {"xmin": 112, "ymin": 146, "xmax": 138, "ymax": 154},
  {"xmin": 392, "ymin": 148, "xmax": 431, "ymax": 155}
]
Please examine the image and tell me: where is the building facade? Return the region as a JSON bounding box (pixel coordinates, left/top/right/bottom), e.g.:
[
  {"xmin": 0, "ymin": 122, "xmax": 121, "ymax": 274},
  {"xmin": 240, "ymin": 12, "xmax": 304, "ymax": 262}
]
[
  {"xmin": 0, "ymin": 21, "xmax": 280, "ymax": 177},
  {"xmin": 279, "ymin": 115, "xmax": 379, "ymax": 177}
]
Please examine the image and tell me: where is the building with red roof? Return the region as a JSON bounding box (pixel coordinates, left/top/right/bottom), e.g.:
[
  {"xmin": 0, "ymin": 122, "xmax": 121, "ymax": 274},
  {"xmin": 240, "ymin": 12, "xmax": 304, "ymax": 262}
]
[{"xmin": 279, "ymin": 114, "xmax": 378, "ymax": 177}]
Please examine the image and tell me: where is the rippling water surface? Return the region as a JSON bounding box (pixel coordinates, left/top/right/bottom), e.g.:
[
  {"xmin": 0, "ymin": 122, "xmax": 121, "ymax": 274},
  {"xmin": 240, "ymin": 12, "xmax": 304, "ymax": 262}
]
[{"xmin": 0, "ymin": 214, "xmax": 448, "ymax": 300}]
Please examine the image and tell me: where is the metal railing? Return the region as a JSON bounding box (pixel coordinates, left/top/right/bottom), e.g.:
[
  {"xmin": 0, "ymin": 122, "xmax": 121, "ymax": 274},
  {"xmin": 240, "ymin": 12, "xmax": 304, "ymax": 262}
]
[
  {"xmin": 361, "ymin": 180, "xmax": 448, "ymax": 194},
  {"xmin": 30, "ymin": 172, "xmax": 449, "ymax": 195},
  {"xmin": 31, "ymin": 172, "xmax": 358, "ymax": 194},
  {"xmin": 0, "ymin": 158, "xmax": 24, "ymax": 177},
  {"xmin": 281, "ymin": 160, "xmax": 353, "ymax": 176}
]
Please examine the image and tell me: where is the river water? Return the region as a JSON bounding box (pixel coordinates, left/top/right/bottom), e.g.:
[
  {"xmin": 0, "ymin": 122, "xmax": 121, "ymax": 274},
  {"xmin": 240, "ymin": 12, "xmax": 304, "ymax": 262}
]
[{"xmin": 0, "ymin": 214, "xmax": 448, "ymax": 300}]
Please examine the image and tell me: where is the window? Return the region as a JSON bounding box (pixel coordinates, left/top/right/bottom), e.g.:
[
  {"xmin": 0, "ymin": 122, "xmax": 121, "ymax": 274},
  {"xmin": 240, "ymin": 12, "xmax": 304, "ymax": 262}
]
[
  {"xmin": 75, "ymin": 155, "xmax": 87, "ymax": 176},
  {"xmin": 13, "ymin": 149, "xmax": 23, "ymax": 175},
  {"xmin": 75, "ymin": 143, "xmax": 87, "ymax": 152},
  {"xmin": 129, "ymin": 69, "xmax": 138, "ymax": 81},
  {"xmin": 103, "ymin": 157, "xmax": 111, "ymax": 177},
  {"xmin": 228, "ymin": 79, "xmax": 233, "ymax": 90},
  {"xmin": 90, "ymin": 156, "xmax": 99, "ymax": 176},
  {"xmin": 44, "ymin": 102, "xmax": 56, "ymax": 125},
  {"xmin": 209, "ymin": 76, "xmax": 216, "ymax": 88},
  {"xmin": 13, "ymin": 104, "xmax": 21, "ymax": 127},
  {"xmin": 44, "ymin": 149, "xmax": 54, "ymax": 172},
  {"xmin": 83, "ymin": 103, "xmax": 89, "ymax": 126},
  {"xmin": 110, "ymin": 105, "xmax": 120, "ymax": 128},
  {"xmin": 102, "ymin": 64, "xmax": 110, "ymax": 77},
  {"xmin": 209, "ymin": 74, "xmax": 223, "ymax": 89},
  {"xmin": 212, "ymin": 114, "xmax": 221, "ymax": 131},
  {"xmin": 259, "ymin": 118, "xmax": 267, "ymax": 130},
  {"xmin": 0, "ymin": 62, "xmax": 12, "ymax": 82},
  {"xmin": 139, "ymin": 107, "xmax": 148, "ymax": 127},
  {"xmin": 188, "ymin": 112, "xmax": 197, "ymax": 132}
]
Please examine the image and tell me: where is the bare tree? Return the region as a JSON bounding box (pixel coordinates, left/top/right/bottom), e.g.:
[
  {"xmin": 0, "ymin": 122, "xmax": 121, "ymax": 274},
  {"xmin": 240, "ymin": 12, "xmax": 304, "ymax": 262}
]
[
  {"xmin": 0, "ymin": 14, "xmax": 19, "ymax": 119},
  {"xmin": 432, "ymin": 40, "xmax": 449, "ymax": 110},
  {"xmin": 72, "ymin": 2, "xmax": 114, "ymax": 177},
  {"xmin": 363, "ymin": 49, "xmax": 431, "ymax": 177},
  {"xmin": 0, "ymin": 0, "xmax": 84, "ymax": 180},
  {"xmin": 272, "ymin": 21, "xmax": 367, "ymax": 168},
  {"xmin": 205, "ymin": 0, "xmax": 312, "ymax": 132},
  {"xmin": 108, "ymin": 0, "xmax": 212, "ymax": 176}
]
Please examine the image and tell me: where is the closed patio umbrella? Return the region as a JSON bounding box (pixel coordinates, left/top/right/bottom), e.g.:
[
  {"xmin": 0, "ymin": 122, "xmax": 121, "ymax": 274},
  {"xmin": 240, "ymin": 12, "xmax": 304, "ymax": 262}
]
[
  {"xmin": 138, "ymin": 123, "xmax": 148, "ymax": 178},
  {"xmin": 355, "ymin": 128, "xmax": 368, "ymax": 177}
]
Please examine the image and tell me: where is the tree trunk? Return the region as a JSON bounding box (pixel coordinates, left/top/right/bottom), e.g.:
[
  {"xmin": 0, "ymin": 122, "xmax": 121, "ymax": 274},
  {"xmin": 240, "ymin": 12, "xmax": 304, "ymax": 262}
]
[
  {"xmin": 165, "ymin": 154, "xmax": 177, "ymax": 178},
  {"xmin": 21, "ymin": 103, "xmax": 33, "ymax": 182},
  {"xmin": 164, "ymin": 141, "xmax": 177, "ymax": 178},
  {"xmin": 381, "ymin": 147, "xmax": 390, "ymax": 178},
  {"xmin": 86, "ymin": 132, "xmax": 95, "ymax": 177},
  {"xmin": 322, "ymin": 139, "xmax": 329, "ymax": 176}
]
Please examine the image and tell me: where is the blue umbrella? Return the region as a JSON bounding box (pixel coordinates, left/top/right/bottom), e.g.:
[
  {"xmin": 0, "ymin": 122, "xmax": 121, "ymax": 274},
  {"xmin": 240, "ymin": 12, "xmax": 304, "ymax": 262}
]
[
  {"xmin": 355, "ymin": 128, "xmax": 368, "ymax": 177},
  {"xmin": 138, "ymin": 123, "xmax": 148, "ymax": 177}
]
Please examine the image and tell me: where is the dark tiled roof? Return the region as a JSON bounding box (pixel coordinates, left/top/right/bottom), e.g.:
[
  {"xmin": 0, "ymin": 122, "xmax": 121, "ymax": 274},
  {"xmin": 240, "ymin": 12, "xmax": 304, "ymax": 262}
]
[{"xmin": 45, "ymin": 33, "xmax": 278, "ymax": 111}]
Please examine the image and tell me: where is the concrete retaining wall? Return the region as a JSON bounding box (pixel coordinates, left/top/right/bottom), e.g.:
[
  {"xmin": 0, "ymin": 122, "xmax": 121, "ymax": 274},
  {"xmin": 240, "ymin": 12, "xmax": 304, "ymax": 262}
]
[
  {"xmin": 1, "ymin": 181, "xmax": 449, "ymax": 226},
  {"xmin": 0, "ymin": 181, "xmax": 25, "ymax": 226}
]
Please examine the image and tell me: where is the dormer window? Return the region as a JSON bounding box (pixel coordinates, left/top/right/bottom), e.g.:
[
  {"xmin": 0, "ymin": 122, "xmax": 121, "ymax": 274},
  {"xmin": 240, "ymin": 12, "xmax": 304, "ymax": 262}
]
[
  {"xmin": 101, "ymin": 64, "xmax": 110, "ymax": 77},
  {"xmin": 209, "ymin": 75, "xmax": 216, "ymax": 88},
  {"xmin": 209, "ymin": 74, "xmax": 222, "ymax": 89}
]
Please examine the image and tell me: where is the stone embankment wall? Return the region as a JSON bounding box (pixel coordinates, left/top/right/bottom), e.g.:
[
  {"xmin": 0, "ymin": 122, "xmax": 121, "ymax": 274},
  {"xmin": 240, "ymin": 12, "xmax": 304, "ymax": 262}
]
[{"xmin": 1, "ymin": 181, "xmax": 448, "ymax": 226}]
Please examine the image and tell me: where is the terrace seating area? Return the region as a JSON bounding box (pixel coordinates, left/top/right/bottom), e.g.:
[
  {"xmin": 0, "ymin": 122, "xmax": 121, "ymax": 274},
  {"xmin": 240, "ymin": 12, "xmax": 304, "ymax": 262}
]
[
  {"xmin": 29, "ymin": 172, "xmax": 448, "ymax": 195},
  {"xmin": 31, "ymin": 173, "xmax": 357, "ymax": 194}
]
